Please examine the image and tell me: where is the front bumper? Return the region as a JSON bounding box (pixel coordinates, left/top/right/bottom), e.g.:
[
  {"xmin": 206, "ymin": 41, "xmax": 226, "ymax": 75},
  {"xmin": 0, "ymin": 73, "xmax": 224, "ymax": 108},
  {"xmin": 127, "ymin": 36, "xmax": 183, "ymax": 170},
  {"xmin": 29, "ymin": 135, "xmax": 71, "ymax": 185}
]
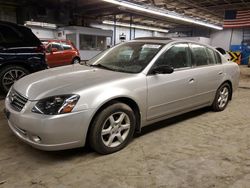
[{"xmin": 5, "ymin": 98, "xmax": 94, "ymax": 151}]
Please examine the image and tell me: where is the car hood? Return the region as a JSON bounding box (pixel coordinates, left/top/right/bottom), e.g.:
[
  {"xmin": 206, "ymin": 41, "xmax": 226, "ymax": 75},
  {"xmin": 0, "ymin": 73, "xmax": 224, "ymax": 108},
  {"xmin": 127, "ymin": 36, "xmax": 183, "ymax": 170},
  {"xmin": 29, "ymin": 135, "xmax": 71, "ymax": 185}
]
[{"xmin": 13, "ymin": 64, "xmax": 134, "ymax": 100}]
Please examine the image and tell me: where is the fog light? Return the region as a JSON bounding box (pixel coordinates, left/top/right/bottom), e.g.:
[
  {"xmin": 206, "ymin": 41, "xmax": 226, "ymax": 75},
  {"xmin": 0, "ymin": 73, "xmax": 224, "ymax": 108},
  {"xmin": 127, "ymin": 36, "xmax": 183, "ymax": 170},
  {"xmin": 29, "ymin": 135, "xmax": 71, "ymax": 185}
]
[{"xmin": 31, "ymin": 136, "xmax": 41, "ymax": 143}]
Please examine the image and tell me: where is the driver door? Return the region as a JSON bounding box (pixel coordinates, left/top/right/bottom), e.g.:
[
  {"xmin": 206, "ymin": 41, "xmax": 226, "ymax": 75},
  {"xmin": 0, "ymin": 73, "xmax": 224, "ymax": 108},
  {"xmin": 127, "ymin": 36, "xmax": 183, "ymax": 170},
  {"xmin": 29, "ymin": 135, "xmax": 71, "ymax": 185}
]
[{"xmin": 146, "ymin": 43, "xmax": 198, "ymax": 120}]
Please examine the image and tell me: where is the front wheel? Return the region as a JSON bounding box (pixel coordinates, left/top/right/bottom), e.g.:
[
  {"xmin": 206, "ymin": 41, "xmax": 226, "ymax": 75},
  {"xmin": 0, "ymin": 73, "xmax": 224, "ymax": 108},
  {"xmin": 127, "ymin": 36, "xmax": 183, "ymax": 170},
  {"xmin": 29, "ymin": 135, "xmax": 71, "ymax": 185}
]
[
  {"xmin": 212, "ymin": 83, "xmax": 231, "ymax": 111},
  {"xmin": 89, "ymin": 102, "xmax": 136, "ymax": 154},
  {"xmin": 0, "ymin": 65, "xmax": 29, "ymax": 94},
  {"xmin": 72, "ymin": 57, "xmax": 80, "ymax": 64}
]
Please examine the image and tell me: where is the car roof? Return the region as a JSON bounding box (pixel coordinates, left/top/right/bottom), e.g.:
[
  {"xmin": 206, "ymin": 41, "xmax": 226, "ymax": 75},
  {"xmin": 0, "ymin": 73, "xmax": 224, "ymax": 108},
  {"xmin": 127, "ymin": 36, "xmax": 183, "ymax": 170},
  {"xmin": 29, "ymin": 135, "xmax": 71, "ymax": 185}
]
[
  {"xmin": 0, "ymin": 21, "xmax": 30, "ymax": 31},
  {"xmin": 133, "ymin": 37, "xmax": 173, "ymax": 44},
  {"xmin": 41, "ymin": 39, "xmax": 71, "ymax": 43},
  {"xmin": 132, "ymin": 37, "xmax": 217, "ymax": 50}
]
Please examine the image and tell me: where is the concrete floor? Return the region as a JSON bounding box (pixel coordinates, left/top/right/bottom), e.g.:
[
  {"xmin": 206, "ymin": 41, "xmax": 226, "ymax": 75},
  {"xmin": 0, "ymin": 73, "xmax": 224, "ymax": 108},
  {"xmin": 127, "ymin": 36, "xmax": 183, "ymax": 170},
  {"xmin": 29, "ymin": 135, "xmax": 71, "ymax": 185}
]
[{"xmin": 0, "ymin": 66, "xmax": 250, "ymax": 188}]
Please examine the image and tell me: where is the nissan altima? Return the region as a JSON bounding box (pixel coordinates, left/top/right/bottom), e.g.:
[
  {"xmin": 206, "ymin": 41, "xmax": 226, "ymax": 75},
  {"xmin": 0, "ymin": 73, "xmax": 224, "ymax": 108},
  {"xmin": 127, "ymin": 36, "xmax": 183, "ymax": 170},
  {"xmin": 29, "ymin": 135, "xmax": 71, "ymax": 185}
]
[{"xmin": 4, "ymin": 38, "xmax": 240, "ymax": 154}]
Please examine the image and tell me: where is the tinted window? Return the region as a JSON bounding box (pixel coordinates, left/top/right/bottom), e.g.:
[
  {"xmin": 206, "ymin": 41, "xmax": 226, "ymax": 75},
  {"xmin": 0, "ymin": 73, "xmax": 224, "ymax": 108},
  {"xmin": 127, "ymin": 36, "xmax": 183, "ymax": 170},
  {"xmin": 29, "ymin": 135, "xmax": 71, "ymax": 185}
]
[
  {"xmin": 46, "ymin": 44, "xmax": 51, "ymax": 53},
  {"xmin": 190, "ymin": 44, "xmax": 208, "ymax": 66},
  {"xmin": 0, "ymin": 24, "xmax": 41, "ymax": 47},
  {"xmin": 214, "ymin": 51, "xmax": 222, "ymax": 64},
  {"xmin": 51, "ymin": 43, "xmax": 63, "ymax": 51},
  {"xmin": 0, "ymin": 25, "xmax": 23, "ymax": 44},
  {"xmin": 206, "ymin": 48, "xmax": 216, "ymax": 65},
  {"xmin": 61, "ymin": 42, "xmax": 72, "ymax": 50},
  {"xmin": 154, "ymin": 43, "xmax": 191, "ymax": 69}
]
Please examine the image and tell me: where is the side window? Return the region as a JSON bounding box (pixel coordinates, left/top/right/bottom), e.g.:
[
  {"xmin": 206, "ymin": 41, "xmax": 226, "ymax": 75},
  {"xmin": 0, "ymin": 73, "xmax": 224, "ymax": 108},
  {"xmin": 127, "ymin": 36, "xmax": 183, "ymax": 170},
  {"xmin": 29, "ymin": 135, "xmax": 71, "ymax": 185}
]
[
  {"xmin": 46, "ymin": 44, "xmax": 51, "ymax": 53},
  {"xmin": 154, "ymin": 43, "xmax": 191, "ymax": 69},
  {"xmin": 0, "ymin": 25, "xmax": 23, "ymax": 46},
  {"xmin": 51, "ymin": 42, "xmax": 63, "ymax": 51},
  {"xmin": 62, "ymin": 42, "xmax": 72, "ymax": 50},
  {"xmin": 190, "ymin": 44, "xmax": 209, "ymax": 66},
  {"xmin": 206, "ymin": 48, "xmax": 216, "ymax": 65},
  {"xmin": 214, "ymin": 51, "xmax": 222, "ymax": 64}
]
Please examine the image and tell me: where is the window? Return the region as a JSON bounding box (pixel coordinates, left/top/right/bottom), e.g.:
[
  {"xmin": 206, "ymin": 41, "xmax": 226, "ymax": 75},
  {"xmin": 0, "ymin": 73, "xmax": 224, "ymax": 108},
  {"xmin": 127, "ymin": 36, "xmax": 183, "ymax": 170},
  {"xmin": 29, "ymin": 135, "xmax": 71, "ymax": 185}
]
[
  {"xmin": 80, "ymin": 35, "xmax": 96, "ymax": 50},
  {"xmin": 51, "ymin": 42, "xmax": 63, "ymax": 51},
  {"xmin": 214, "ymin": 51, "xmax": 222, "ymax": 64},
  {"xmin": 61, "ymin": 42, "xmax": 72, "ymax": 50},
  {"xmin": 190, "ymin": 44, "xmax": 209, "ymax": 66},
  {"xmin": 117, "ymin": 46, "xmax": 134, "ymax": 62},
  {"xmin": 96, "ymin": 36, "xmax": 106, "ymax": 51},
  {"xmin": 88, "ymin": 42, "xmax": 163, "ymax": 73},
  {"xmin": 206, "ymin": 48, "xmax": 216, "ymax": 65},
  {"xmin": 0, "ymin": 25, "xmax": 23, "ymax": 45},
  {"xmin": 80, "ymin": 34, "xmax": 108, "ymax": 51},
  {"xmin": 154, "ymin": 43, "xmax": 191, "ymax": 69},
  {"xmin": 66, "ymin": 34, "xmax": 76, "ymax": 47},
  {"xmin": 46, "ymin": 44, "xmax": 51, "ymax": 53}
]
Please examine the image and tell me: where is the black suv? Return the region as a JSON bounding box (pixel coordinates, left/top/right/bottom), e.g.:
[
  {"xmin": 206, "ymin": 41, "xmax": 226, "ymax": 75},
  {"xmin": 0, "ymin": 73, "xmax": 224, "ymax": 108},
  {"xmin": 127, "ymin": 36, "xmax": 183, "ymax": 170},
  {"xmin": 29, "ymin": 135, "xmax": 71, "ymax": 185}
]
[{"xmin": 0, "ymin": 21, "xmax": 47, "ymax": 93}]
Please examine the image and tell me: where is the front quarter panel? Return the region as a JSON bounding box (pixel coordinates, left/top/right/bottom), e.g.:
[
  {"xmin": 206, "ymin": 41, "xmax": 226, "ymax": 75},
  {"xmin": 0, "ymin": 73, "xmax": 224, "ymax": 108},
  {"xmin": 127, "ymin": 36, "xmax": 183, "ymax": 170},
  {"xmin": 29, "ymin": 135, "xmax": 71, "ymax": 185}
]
[{"xmin": 74, "ymin": 73, "xmax": 147, "ymax": 125}]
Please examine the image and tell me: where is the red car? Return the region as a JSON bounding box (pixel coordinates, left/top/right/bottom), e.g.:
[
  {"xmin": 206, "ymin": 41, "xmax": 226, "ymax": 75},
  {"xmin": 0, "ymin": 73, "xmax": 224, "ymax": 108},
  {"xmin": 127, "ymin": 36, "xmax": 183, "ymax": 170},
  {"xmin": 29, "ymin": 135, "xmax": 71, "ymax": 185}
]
[{"xmin": 42, "ymin": 40, "xmax": 81, "ymax": 68}]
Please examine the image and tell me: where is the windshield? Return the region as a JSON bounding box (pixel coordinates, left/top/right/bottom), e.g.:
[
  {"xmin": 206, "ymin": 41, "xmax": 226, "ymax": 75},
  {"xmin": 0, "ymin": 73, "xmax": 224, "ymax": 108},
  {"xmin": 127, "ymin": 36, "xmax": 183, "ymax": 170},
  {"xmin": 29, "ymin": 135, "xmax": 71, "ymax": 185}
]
[{"xmin": 87, "ymin": 42, "xmax": 164, "ymax": 73}]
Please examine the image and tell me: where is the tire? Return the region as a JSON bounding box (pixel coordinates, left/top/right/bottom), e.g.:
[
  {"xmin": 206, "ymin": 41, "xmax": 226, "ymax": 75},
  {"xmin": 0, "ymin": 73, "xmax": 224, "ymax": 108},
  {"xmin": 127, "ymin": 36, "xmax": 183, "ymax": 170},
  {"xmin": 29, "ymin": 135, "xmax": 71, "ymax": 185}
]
[
  {"xmin": 89, "ymin": 102, "xmax": 136, "ymax": 154},
  {"xmin": 72, "ymin": 57, "xmax": 80, "ymax": 64},
  {"xmin": 212, "ymin": 83, "xmax": 231, "ymax": 112},
  {"xmin": 0, "ymin": 65, "xmax": 29, "ymax": 94}
]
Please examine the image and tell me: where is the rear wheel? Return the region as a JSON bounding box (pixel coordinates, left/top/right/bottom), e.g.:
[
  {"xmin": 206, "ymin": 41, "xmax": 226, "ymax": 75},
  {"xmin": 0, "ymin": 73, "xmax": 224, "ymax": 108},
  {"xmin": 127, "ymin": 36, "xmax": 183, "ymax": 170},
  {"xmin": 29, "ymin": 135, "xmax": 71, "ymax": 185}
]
[
  {"xmin": 0, "ymin": 65, "xmax": 29, "ymax": 94},
  {"xmin": 212, "ymin": 83, "xmax": 231, "ymax": 111},
  {"xmin": 89, "ymin": 102, "xmax": 136, "ymax": 154}
]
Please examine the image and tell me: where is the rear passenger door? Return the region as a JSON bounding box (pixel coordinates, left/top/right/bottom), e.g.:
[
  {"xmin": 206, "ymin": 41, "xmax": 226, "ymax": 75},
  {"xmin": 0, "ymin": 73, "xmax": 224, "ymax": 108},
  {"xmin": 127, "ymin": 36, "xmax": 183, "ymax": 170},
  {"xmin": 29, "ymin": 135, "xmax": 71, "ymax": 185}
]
[
  {"xmin": 61, "ymin": 42, "xmax": 74, "ymax": 65},
  {"xmin": 189, "ymin": 43, "xmax": 224, "ymax": 105}
]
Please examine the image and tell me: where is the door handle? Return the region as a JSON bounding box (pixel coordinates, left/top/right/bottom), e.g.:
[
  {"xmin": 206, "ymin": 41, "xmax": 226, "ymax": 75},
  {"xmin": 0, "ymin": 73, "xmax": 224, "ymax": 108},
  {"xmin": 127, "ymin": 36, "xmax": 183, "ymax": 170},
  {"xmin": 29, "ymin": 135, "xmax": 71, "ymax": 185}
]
[
  {"xmin": 189, "ymin": 78, "xmax": 195, "ymax": 83},
  {"xmin": 218, "ymin": 71, "xmax": 223, "ymax": 75}
]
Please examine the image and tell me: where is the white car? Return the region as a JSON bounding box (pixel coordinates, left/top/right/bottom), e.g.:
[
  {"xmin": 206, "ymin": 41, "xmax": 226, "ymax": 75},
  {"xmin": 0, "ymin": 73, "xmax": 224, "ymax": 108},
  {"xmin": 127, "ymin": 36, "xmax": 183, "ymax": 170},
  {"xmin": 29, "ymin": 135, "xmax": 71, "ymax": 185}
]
[{"xmin": 4, "ymin": 38, "xmax": 240, "ymax": 154}]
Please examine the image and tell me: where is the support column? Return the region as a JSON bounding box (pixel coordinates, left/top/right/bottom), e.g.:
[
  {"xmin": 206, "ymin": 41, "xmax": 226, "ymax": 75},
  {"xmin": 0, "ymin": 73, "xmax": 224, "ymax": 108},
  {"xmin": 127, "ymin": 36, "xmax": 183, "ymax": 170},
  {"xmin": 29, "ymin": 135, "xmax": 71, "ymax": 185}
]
[
  {"xmin": 130, "ymin": 14, "xmax": 132, "ymax": 40},
  {"xmin": 113, "ymin": 14, "xmax": 116, "ymax": 45}
]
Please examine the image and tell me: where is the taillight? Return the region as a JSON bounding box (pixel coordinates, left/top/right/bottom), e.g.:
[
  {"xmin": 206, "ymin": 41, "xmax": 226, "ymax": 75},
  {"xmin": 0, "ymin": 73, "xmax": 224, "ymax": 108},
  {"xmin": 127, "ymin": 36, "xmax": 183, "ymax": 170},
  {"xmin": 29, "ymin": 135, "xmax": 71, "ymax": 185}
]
[{"xmin": 35, "ymin": 45, "xmax": 45, "ymax": 53}]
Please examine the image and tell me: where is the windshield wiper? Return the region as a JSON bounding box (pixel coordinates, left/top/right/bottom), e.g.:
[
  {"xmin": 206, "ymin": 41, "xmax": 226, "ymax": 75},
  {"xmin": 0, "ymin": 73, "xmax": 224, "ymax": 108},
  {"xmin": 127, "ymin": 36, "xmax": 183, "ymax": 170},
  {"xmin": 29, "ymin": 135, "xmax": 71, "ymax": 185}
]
[{"xmin": 90, "ymin": 64, "xmax": 114, "ymax": 71}]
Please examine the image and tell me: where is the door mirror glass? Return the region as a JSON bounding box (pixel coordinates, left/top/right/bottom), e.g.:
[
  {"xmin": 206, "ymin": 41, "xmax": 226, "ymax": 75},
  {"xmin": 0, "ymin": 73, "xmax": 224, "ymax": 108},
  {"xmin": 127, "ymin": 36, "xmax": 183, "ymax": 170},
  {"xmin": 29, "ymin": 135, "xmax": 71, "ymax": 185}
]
[{"xmin": 151, "ymin": 65, "xmax": 174, "ymax": 74}]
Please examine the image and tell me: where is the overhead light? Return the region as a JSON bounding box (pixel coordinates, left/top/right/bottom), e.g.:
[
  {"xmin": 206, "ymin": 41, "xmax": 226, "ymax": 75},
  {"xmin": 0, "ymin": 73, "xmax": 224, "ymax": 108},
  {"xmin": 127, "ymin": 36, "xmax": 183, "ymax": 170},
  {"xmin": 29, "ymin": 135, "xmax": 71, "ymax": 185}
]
[
  {"xmin": 102, "ymin": 20, "xmax": 169, "ymax": 33},
  {"xmin": 24, "ymin": 21, "xmax": 57, "ymax": 29},
  {"xmin": 102, "ymin": 0, "xmax": 223, "ymax": 30}
]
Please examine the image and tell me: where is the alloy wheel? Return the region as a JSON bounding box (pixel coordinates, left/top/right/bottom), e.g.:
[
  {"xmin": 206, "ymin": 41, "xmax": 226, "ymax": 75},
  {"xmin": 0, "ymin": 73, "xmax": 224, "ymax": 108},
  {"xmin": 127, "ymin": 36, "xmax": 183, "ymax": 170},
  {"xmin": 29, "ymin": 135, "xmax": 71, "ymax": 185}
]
[
  {"xmin": 101, "ymin": 112, "xmax": 131, "ymax": 148},
  {"xmin": 2, "ymin": 69, "xmax": 26, "ymax": 91},
  {"xmin": 218, "ymin": 86, "xmax": 229, "ymax": 109}
]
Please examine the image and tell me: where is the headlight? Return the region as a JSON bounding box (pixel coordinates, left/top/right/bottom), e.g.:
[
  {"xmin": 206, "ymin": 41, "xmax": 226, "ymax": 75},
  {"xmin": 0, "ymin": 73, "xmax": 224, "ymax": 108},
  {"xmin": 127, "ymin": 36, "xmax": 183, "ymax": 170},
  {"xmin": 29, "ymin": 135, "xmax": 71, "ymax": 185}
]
[{"xmin": 32, "ymin": 94, "xmax": 80, "ymax": 115}]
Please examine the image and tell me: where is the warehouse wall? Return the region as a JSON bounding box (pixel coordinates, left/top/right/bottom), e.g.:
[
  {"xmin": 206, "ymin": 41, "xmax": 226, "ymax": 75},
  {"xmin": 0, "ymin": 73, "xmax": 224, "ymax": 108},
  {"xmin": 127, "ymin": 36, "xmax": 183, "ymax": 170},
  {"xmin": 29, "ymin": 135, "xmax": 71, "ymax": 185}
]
[
  {"xmin": 0, "ymin": 5, "xmax": 16, "ymax": 23},
  {"xmin": 30, "ymin": 27, "xmax": 57, "ymax": 40},
  {"xmin": 91, "ymin": 23, "xmax": 168, "ymax": 45},
  {"xmin": 210, "ymin": 28, "xmax": 243, "ymax": 50}
]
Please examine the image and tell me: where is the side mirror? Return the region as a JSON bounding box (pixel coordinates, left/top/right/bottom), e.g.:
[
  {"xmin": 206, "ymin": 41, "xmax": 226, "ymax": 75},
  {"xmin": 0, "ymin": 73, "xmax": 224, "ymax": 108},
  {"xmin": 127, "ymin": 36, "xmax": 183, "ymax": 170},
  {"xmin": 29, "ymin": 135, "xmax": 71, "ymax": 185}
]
[
  {"xmin": 151, "ymin": 65, "xmax": 174, "ymax": 74},
  {"xmin": 51, "ymin": 48, "xmax": 58, "ymax": 53}
]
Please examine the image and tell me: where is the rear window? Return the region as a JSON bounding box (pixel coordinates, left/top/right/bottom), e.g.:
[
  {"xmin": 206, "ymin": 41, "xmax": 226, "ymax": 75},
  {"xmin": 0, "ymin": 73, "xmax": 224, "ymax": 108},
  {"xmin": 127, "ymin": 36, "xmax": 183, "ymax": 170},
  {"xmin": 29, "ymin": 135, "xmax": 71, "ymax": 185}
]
[{"xmin": 0, "ymin": 23, "xmax": 41, "ymax": 48}]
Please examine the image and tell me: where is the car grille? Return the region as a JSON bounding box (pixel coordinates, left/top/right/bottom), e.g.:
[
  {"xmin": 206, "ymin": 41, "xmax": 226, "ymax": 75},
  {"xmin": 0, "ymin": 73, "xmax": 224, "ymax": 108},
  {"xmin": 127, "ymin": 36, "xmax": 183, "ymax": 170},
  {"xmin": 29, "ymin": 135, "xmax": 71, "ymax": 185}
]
[{"xmin": 9, "ymin": 89, "xmax": 28, "ymax": 112}]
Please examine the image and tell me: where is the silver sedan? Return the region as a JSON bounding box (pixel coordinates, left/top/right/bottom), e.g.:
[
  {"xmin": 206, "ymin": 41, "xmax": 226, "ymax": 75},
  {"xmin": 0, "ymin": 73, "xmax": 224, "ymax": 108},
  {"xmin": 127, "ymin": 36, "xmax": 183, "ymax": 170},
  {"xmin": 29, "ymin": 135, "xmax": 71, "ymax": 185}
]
[{"xmin": 4, "ymin": 38, "xmax": 240, "ymax": 154}]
